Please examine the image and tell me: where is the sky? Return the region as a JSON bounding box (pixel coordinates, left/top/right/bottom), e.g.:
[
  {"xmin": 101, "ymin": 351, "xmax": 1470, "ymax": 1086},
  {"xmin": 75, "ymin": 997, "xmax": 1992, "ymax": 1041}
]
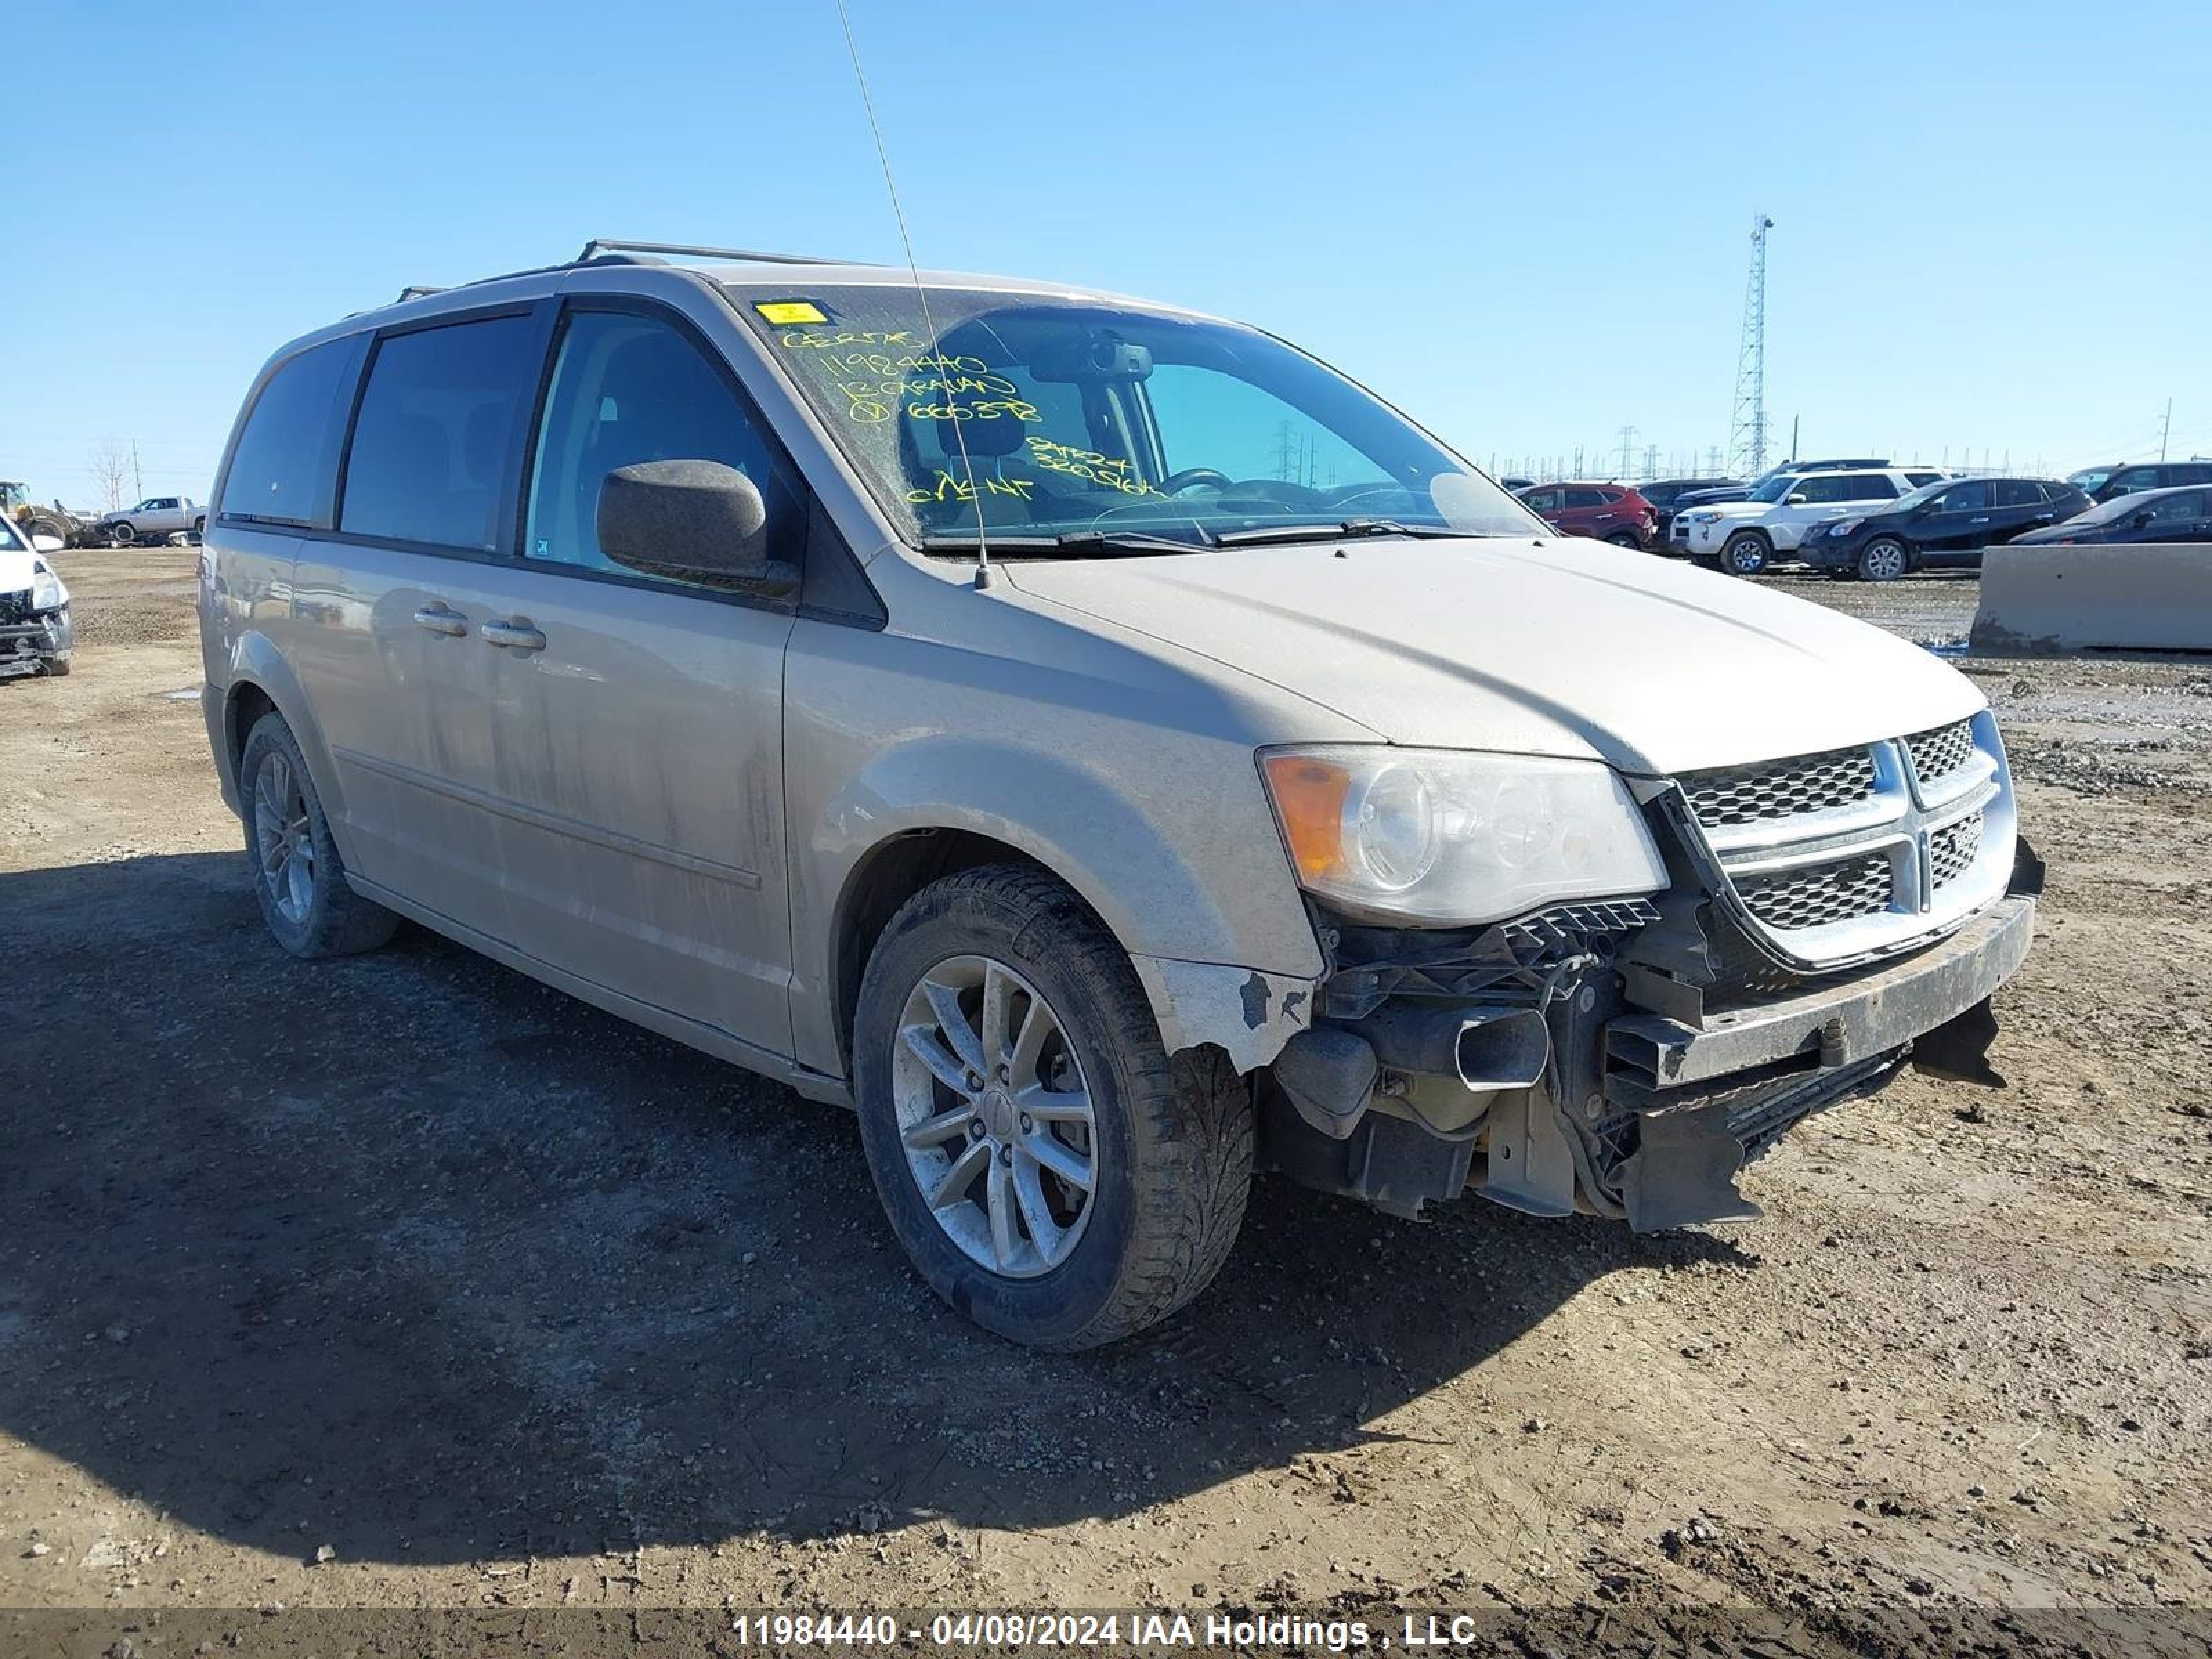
[{"xmin": 7, "ymin": 0, "xmax": 2209, "ymax": 505}]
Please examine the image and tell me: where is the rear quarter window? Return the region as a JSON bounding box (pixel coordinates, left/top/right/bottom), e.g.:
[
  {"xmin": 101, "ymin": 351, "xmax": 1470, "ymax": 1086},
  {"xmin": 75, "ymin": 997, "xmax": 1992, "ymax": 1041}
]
[
  {"xmin": 218, "ymin": 336, "xmax": 367, "ymax": 529},
  {"xmin": 1846, "ymin": 475, "xmax": 1900, "ymax": 500}
]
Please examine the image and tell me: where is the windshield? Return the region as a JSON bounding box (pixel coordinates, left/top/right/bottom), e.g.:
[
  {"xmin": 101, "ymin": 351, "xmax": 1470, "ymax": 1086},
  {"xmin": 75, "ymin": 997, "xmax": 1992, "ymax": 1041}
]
[
  {"xmin": 1889, "ymin": 480, "xmax": 1947, "ymax": 513},
  {"xmin": 2067, "ymin": 467, "xmax": 2114, "ymax": 492},
  {"xmin": 1746, "ymin": 474, "xmax": 1799, "ymax": 503},
  {"xmin": 731, "ymin": 285, "xmax": 1542, "ymax": 552},
  {"xmin": 0, "ymin": 514, "xmax": 26, "ymax": 552}
]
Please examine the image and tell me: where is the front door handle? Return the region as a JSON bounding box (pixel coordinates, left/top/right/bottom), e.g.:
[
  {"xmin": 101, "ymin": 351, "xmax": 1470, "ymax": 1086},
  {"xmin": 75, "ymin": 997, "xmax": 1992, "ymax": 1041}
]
[
  {"xmin": 480, "ymin": 618, "xmax": 547, "ymax": 651},
  {"xmin": 413, "ymin": 603, "xmax": 468, "ymax": 637},
  {"xmin": 1969, "ymin": 516, "xmax": 1990, "ymax": 525}
]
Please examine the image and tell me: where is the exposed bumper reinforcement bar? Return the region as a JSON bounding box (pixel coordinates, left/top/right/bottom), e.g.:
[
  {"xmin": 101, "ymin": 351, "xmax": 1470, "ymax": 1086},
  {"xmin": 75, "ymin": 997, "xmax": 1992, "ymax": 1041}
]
[{"xmin": 1606, "ymin": 895, "xmax": 2036, "ymax": 1089}]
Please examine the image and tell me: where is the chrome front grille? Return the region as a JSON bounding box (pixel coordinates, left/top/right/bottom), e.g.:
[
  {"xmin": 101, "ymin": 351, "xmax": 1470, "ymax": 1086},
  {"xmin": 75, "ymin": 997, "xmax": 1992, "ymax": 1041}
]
[
  {"xmin": 1738, "ymin": 852, "xmax": 1893, "ymax": 930},
  {"xmin": 1906, "ymin": 720, "xmax": 1974, "ymax": 788},
  {"xmin": 1671, "ymin": 711, "xmax": 2013, "ymax": 969},
  {"xmin": 1680, "ymin": 744, "xmax": 1877, "ymax": 826}
]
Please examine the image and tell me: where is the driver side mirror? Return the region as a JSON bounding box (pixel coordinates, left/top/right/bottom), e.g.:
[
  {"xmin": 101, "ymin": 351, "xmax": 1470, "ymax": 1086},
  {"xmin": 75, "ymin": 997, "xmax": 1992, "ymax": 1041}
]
[
  {"xmin": 1785, "ymin": 492, "xmax": 1809, "ymax": 506},
  {"xmin": 30, "ymin": 533, "xmax": 64, "ymax": 554},
  {"xmin": 596, "ymin": 460, "xmax": 792, "ymax": 593}
]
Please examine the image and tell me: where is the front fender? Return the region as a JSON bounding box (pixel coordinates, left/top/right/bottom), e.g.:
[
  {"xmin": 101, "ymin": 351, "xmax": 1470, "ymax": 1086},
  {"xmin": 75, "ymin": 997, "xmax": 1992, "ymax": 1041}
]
[{"xmin": 796, "ymin": 731, "xmax": 1325, "ymax": 1078}]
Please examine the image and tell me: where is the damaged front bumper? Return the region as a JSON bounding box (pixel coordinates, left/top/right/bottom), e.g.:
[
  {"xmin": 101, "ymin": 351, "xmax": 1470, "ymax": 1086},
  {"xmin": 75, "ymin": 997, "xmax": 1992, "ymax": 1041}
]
[
  {"xmin": 1598, "ymin": 893, "xmax": 2032, "ymax": 1228},
  {"xmin": 0, "ymin": 605, "xmax": 73, "ymax": 678},
  {"xmin": 1259, "ymin": 891, "xmax": 2035, "ymax": 1230}
]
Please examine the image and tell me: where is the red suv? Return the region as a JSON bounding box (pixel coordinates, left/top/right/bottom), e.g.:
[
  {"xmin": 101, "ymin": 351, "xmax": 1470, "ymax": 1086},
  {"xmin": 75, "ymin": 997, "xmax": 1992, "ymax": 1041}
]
[{"xmin": 1515, "ymin": 482, "xmax": 1658, "ymax": 548}]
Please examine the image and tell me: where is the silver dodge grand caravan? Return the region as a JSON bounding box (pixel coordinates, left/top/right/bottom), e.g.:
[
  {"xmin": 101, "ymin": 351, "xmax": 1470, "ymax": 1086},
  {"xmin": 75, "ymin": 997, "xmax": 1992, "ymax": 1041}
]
[{"xmin": 198, "ymin": 240, "xmax": 2037, "ymax": 1349}]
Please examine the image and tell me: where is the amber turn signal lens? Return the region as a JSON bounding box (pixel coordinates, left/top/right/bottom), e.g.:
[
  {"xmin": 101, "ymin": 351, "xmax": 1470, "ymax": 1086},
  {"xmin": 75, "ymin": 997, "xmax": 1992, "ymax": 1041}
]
[{"xmin": 1262, "ymin": 753, "xmax": 1351, "ymax": 881}]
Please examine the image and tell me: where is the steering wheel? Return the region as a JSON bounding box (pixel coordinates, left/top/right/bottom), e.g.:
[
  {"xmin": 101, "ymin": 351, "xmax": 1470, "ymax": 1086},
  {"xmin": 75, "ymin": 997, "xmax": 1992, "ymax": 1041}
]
[{"xmin": 1160, "ymin": 467, "xmax": 1234, "ymax": 496}]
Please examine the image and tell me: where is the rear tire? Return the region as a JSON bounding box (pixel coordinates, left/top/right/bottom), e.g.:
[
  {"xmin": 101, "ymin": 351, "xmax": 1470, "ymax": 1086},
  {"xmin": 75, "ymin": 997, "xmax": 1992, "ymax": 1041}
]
[
  {"xmin": 1720, "ymin": 530, "xmax": 1771, "ymax": 576},
  {"xmin": 853, "ymin": 863, "xmax": 1253, "ymax": 1350},
  {"xmin": 240, "ymin": 712, "xmax": 399, "ymax": 959},
  {"xmin": 1857, "ymin": 537, "xmax": 1910, "ymax": 582}
]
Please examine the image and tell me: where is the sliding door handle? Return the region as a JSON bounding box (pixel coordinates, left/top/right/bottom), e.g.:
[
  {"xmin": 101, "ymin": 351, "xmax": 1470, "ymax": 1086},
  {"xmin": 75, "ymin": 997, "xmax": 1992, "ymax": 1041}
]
[
  {"xmin": 412, "ymin": 604, "xmax": 468, "ymax": 637},
  {"xmin": 480, "ymin": 618, "xmax": 547, "ymax": 651}
]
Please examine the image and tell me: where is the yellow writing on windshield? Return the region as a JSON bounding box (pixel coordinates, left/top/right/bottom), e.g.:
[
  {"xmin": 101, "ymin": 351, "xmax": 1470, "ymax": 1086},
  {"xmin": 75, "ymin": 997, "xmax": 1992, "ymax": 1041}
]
[
  {"xmin": 778, "ymin": 329, "xmax": 918, "ymax": 350},
  {"xmin": 832, "ymin": 370, "xmax": 1035, "ymax": 426},
  {"xmin": 908, "ymin": 398, "xmax": 1042, "ymax": 424},
  {"xmin": 1025, "ymin": 437, "xmax": 1163, "ymax": 498},
  {"xmin": 906, "ymin": 470, "xmax": 1038, "ymax": 505}
]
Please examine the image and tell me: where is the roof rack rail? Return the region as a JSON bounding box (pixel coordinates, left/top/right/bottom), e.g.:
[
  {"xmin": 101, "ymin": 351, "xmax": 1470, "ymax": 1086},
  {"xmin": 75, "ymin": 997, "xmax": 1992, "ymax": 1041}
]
[
  {"xmin": 574, "ymin": 238, "xmax": 869, "ymax": 268},
  {"xmin": 395, "ymin": 284, "xmax": 450, "ymax": 302}
]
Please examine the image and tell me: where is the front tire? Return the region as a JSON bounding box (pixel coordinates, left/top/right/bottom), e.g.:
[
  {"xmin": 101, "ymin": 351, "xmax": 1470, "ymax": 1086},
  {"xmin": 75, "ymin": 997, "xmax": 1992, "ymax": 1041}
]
[
  {"xmin": 853, "ymin": 864, "xmax": 1253, "ymax": 1350},
  {"xmin": 240, "ymin": 713, "xmax": 399, "ymax": 959},
  {"xmin": 1720, "ymin": 530, "xmax": 1771, "ymax": 576},
  {"xmin": 1604, "ymin": 531, "xmax": 1642, "ymax": 548},
  {"xmin": 108, "ymin": 522, "xmax": 135, "ymax": 548},
  {"xmin": 1857, "ymin": 537, "xmax": 1910, "ymax": 582}
]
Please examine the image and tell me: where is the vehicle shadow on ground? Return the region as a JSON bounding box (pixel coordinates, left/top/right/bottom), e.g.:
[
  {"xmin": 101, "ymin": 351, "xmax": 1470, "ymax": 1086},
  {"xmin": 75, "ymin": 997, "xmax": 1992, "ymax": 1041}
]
[{"xmin": 0, "ymin": 852, "xmax": 1752, "ymax": 1567}]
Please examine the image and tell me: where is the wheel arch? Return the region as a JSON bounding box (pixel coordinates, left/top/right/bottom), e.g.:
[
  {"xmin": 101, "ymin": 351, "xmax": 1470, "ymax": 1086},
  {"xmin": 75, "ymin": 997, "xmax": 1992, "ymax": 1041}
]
[
  {"xmin": 810, "ymin": 760, "xmax": 1323, "ymax": 1085},
  {"xmin": 829, "ymin": 827, "xmax": 1059, "ymax": 1077},
  {"xmin": 216, "ymin": 640, "xmax": 360, "ymax": 863}
]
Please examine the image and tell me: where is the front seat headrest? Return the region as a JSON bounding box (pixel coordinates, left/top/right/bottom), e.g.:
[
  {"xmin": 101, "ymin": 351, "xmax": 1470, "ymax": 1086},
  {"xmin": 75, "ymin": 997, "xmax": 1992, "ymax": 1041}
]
[{"xmin": 935, "ymin": 410, "xmax": 1029, "ymax": 460}]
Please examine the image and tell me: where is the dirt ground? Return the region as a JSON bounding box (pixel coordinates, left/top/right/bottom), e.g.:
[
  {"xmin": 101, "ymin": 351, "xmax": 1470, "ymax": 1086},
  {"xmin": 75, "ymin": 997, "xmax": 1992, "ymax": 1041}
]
[{"xmin": 3, "ymin": 551, "xmax": 2209, "ymax": 1652}]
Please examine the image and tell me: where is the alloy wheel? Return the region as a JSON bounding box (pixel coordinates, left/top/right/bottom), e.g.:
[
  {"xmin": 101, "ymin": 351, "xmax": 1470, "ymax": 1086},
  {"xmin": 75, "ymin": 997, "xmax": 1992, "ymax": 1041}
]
[
  {"xmin": 1861, "ymin": 539, "xmax": 1907, "ymax": 581},
  {"xmin": 891, "ymin": 954, "xmax": 1096, "ymax": 1279},
  {"xmin": 1724, "ymin": 534, "xmax": 1768, "ymax": 575},
  {"xmin": 252, "ymin": 753, "xmax": 317, "ymax": 925}
]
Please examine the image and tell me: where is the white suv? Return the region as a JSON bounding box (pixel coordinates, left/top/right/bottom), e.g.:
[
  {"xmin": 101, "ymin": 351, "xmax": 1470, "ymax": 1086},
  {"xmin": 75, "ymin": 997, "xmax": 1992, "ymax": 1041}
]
[{"xmin": 1674, "ymin": 467, "xmax": 1948, "ymax": 574}]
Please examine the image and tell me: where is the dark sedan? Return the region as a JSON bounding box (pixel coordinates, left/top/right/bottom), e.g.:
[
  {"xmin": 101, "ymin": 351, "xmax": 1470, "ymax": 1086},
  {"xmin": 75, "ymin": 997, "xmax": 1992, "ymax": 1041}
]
[
  {"xmin": 1799, "ymin": 476, "xmax": 2089, "ymax": 580},
  {"xmin": 2011, "ymin": 484, "xmax": 2212, "ymax": 546}
]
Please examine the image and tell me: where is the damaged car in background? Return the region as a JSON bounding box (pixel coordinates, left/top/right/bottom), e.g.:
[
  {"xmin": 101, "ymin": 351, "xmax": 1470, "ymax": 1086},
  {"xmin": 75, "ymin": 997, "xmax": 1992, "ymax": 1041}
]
[
  {"xmin": 0, "ymin": 512, "xmax": 73, "ymax": 679},
  {"xmin": 198, "ymin": 243, "xmax": 2038, "ymax": 1349}
]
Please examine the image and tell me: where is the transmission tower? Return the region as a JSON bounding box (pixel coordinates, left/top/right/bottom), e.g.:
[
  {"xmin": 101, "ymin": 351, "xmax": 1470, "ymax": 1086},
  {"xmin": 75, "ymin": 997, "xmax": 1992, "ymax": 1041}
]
[{"xmin": 1727, "ymin": 214, "xmax": 1774, "ymax": 479}]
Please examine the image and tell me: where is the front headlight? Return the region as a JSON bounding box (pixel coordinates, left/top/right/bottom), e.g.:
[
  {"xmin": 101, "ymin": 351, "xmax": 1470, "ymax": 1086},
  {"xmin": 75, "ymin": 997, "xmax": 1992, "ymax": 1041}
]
[
  {"xmin": 1259, "ymin": 747, "xmax": 1669, "ymax": 925},
  {"xmin": 30, "ymin": 565, "xmax": 65, "ymax": 611},
  {"xmin": 1688, "ymin": 511, "xmax": 1723, "ymax": 525},
  {"xmin": 1826, "ymin": 518, "xmax": 1863, "ymax": 536}
]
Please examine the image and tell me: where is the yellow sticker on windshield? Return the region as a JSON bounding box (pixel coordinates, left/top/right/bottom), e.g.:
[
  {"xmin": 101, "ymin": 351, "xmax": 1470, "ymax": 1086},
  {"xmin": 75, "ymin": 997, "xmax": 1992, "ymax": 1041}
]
[{"xmin": 754, "ymin": 299, "xmax": 828, "ymax": 326}]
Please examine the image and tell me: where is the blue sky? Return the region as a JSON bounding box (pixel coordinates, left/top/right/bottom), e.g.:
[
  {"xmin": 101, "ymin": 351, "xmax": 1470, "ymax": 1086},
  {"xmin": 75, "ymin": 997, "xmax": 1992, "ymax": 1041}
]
[{"xmin": 7, "ymin": 0, "xmax": 2208, "ymax": 502}]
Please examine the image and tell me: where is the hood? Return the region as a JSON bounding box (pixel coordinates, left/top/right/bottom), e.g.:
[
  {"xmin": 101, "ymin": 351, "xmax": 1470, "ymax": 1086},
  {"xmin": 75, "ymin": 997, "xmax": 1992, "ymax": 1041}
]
[
  {"xmin": 1683, "ymin": 498, "xmax": 1784, "ymax": 522},
  {"xmin": 0, "ymin": 547, "xmax": 41, "ymax": 594},
  {"xmin": 1003, "ymin": 536, "xmax": 1984, "ymax": 776}
]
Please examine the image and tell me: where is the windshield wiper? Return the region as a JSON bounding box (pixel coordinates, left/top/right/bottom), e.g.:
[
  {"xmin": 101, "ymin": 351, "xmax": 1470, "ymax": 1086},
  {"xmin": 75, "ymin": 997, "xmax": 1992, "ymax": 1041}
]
[
  {"xmin": 921, "ymin": 527, "xmax": 1215, "ymax": 558},
  {"xmin": 1211, "ymin": 518, "xmax": 1471, "ymax": 547}
]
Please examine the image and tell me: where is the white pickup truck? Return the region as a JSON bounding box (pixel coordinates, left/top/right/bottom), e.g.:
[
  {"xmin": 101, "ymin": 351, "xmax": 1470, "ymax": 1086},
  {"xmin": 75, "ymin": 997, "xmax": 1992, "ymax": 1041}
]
[{"xmin": 99, "ymin": 496, "xmax": 206, "ymax": 547}]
